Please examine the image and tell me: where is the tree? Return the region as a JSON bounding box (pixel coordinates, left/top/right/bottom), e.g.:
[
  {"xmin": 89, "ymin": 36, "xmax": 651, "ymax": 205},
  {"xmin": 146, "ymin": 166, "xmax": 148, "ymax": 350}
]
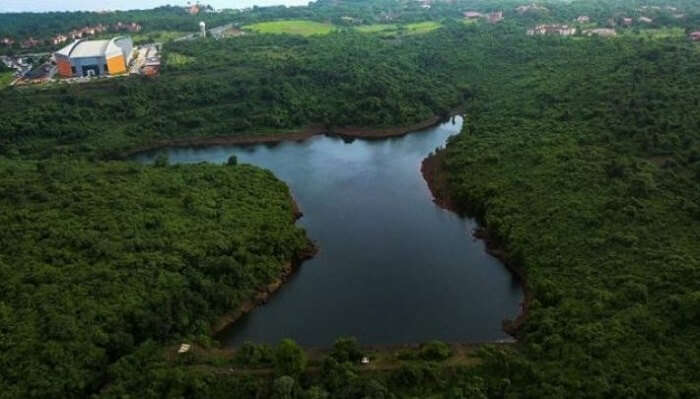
[
  {"xmin": 274, "ymin": 339, "xmax": 307, "ymax": 377},
  {"xmin": 227, "ymin": 155, "xmax": 238, "ymax": 166},
  {"xmin": 154, "ymin": 154, "xmax": 169, "ymax": 167},
  {"xmin": 330, "ymin": 337, "xmax": 362, "ymax": 363},
  {"xmin": 420, "ymin": 340, "xmax": 451, "ymax": 361},
  {"xmin": 272, "ymin": 375, "xmax": 297, "ymax": 399}
]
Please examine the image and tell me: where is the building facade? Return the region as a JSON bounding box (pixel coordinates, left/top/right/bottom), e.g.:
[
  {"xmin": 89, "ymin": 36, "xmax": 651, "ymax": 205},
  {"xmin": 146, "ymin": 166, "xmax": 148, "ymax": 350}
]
[{"xmin": 55, "ymin": 37, "xmax": 133, "ymax": 78}]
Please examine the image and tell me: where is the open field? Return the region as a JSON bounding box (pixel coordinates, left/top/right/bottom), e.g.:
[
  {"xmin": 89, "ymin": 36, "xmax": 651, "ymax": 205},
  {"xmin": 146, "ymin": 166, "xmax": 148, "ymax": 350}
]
[
  {"xmin": 131, "ymin": 30, "xmax": 191, "ymax": 44},
  {"xmin": 404, "ymin": 21, "xmax": 442, "ymax": 34},
  {"xmin": 622, "ymin": 27, "xmax": 686, "ymax": 39},
  {"xmin": 166, "ymin": 52, "xmax": 196, "ymax": 67},
  {"xmin": 355, "ymin": 24, "xmax": 398, "ymax": 33},
  {"xmin": 243, "ymin": 20, "xmax": 336, "ymax": 36},
  {"xmin": 355, "ymin": 21, "xmax": 442, "ymax": 36},
  {"xmin": 0, "ymin": 72, "xmax": 14, "ymax": 88}
]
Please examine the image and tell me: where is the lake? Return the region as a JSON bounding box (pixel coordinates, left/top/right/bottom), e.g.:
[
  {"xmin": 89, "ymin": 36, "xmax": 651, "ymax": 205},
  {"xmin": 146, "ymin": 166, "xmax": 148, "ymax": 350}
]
[{"xmin": 134, "ymin": 117, "xmax": 523, "ymax": 347}]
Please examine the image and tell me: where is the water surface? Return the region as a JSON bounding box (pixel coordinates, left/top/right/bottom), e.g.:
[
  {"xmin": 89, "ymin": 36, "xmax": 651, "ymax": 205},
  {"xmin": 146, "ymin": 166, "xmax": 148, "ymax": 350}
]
[{"xmin": 135, "ymin": 117, "xmax": 523, "ymax": 346}]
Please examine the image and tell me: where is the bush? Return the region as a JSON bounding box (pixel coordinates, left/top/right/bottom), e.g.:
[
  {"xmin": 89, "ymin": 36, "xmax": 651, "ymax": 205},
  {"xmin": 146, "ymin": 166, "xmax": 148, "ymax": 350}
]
[
  {"xmin": 274, "ymin": 339, "xmax": 307, "ymax": 377},
  {"xmin": 420, "ymin": 341, "xmax": 451, "ymax": 361},
  {"xmin": 234, "ymin": 341, "xmax": 275, "ymax": 366},
  {"xmin": 330, "ymin": 337, "xmax": 363, "ymax": 363}
]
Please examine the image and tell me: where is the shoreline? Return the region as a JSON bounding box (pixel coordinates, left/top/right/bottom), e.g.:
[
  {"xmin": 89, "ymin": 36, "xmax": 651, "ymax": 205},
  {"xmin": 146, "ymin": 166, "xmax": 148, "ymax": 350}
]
[
  {"xmin": 421, "ymin": 149, "xmax": 531, "ymax": 339},
  {"xmin": 118, "ymin": 114, "xmax": 449, "ymax": 159},
  {"xmin": 211, "ymin": 195, "xmax": 318, "ymax": 336}
]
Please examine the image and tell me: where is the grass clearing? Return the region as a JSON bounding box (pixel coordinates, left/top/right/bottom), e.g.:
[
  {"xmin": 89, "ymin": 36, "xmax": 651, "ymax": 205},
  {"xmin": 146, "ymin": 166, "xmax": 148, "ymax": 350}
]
[
  {"xmin": 0, "ymin": 72, "xmax": 14, "ymax": 88},
  {"xmin": 403, "ymin": 21, "xmax": 442, "ymax": 35},
  {"xmin": 622, "ymin": 27, "xmax": 685, "ymax": 40},
  {"xmin": 166, "ymin": 52, "xmax": 196, "ymax": 67},
  {"xmin": 355, "ymin": 21, "xmax": 442, "ymax": 36},
  {"xmin": 131, "ymin": 30, "xmax": 190, "ymax": 44},
  {"xmin": 243, "ymin": 20, "xmax": 336, "ymax": 36}
]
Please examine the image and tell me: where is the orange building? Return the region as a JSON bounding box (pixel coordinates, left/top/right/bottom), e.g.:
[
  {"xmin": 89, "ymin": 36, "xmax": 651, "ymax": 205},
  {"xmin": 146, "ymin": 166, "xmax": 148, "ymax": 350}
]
[{"xmin": 54, "ymin": 36, "xmax": 133, "ymax": 78}]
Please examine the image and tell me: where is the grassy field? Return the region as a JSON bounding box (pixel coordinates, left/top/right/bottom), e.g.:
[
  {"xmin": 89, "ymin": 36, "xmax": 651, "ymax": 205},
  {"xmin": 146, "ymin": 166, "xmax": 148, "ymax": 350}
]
[
  {"xmin": 355, "ymin": 21, "xmax": 442, "ymax": 36},
  {"xmin": 0, "ymin": 72, "xmax": 14, "ymax": 88},
  {"xmin": 131, "ymin": 30, "xmax": 190, "ymax": 44},
  {"xmin": 355, "ymin": 24, "xmax": 398, "ymax": 33},
  {"xmin": 243, "ymin": 20, "xmax": 336, "ymax": 36},
  {"xmin": 166, "ymin": 52, "xmax": 196, "ymax": 67},
  {"xmin": 403, "ymin": 21, "xmax": 442, "ymax": 34},
  {"xmin": 621, "ymin": 27, "xmax": 686, "ymax": 39}
]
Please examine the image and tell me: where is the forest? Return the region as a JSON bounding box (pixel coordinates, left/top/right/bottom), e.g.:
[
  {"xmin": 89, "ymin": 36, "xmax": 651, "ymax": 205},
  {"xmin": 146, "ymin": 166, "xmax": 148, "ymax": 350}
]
[
  {"xmin": 1, "ymin": 0, "xmax": 700, "ymax": 398},
  {"xmin": 0, "ymin": 159, "xmax": 312, "ymax": 398}
]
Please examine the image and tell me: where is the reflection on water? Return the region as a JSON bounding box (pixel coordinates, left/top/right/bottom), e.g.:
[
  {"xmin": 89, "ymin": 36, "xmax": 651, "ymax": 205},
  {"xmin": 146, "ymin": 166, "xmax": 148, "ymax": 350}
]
[{"xmin": 134, "ymin": 117, "xmax": 523, "ymax": 346}]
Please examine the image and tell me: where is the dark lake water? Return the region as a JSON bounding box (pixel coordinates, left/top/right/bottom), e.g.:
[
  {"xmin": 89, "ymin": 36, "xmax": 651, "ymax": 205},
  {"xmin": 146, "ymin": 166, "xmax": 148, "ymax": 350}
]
[{"xmin": 134, "ymin": 117, "xmax": 523, "ymax": 347}]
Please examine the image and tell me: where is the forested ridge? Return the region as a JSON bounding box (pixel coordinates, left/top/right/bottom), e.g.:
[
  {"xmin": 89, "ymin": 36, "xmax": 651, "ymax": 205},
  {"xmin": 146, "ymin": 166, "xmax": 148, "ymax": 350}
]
[
  {"xmin": 0, "ymin": 31, "xmax": 464, "ymax": 159},
  {"xmin": 1, "ymin": 0, "xmax": 700, "ymax": 397},
  {"xmin": 0, "ymin": 160, "xmax": 310, "ymax": 398},
  {"xmin": 436, "ymin": 27, "xmax": 700, "ymax": 397}
]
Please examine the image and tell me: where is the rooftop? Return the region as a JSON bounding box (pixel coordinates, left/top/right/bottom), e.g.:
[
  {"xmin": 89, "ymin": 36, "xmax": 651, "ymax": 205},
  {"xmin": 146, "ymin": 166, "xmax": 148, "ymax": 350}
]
[
  {"xmin": 56, "ymin": 37, "xmax": 130, "ymax": 59},
  {"xmin": 71, "ymin": 40, "xmax": 110, "ymax": 58}
]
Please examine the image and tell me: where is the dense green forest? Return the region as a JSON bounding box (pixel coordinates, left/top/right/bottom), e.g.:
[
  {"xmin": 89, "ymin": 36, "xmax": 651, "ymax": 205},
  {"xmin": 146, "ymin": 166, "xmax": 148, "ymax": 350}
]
[
  {"xmin": 1, "ymin": 0, "xmax": 700, "ymax": 397},
  {"xmin": 0, "ymin": 160, "xmax": 311, "ymax": 398},
  {"xmin": 2, "ymin": 0, "xmax": 699, "ymax": 44},
  {"xmin": 435, "ymin": 26, "xmax": 700, "ymax": 397},
  {"xmin": 0, "ymin": 31, "xmax": 464, "ymax": 159}
]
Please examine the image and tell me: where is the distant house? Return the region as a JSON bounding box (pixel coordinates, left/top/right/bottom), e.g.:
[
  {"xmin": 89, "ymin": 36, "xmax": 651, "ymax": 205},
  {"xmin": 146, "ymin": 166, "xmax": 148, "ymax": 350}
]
[
  {"xmin": 463, "ymin": 11, "xmax": 503, "ymax": 23},
  {"xmin": 622, "ymin": 17, "xmax": 633, "ymax": 25},
  {"xmin": 527, "ymin": 24, "xmax": 576, "ymax": 36},
  {"xmin": 638, "ymin": 16, "xmax": 653, "ymax": 24},
  {"xmin": 52, "ymin": 35, "xmax": 68, "ymax": 45},
  {"xmin": 20, "ymin": 38, "xmax": 40, "ymax": 48},
  {"xmin": 583, "ymin": 28, "xmax": 617, "ymax": 37},
  {"xmin": 690, "ymin": 32, "xmax": 700, "ymax": 41},
  {"xmin": 188, "ymin": 5, "xmax": 201, "ymax": 15},
  {"xmin": 488, "ymin": 11, "xmax": 504, "ymax": 23},
  {"xmin": 576, "ymin": 16, "xmax": 590, "ymax": 23},
  {"xmin": 464, "ymin": 11, "xmax": 483, "ymax": 19}
]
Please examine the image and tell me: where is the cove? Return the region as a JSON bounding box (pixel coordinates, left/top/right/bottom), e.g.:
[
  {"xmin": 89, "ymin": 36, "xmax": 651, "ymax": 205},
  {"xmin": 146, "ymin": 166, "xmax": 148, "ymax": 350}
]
[{"xmin": 133, "ymin": 116, "xmax": 523, "ymax": 347}]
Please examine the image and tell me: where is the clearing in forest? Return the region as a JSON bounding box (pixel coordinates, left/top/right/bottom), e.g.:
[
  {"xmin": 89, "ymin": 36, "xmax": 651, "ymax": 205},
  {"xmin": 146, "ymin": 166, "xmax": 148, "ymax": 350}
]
[{"xmin": 243, "ymin": 20, "xmax": 336, "ymax": 36}]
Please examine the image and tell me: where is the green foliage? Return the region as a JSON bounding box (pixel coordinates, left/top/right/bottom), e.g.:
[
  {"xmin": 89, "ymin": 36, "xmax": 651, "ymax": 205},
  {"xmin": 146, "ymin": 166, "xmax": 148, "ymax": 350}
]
[
  {"xmin": 329, "ymin": 337, "xmax": 363, "ymax": 363},
  {"xmin": 243, "ymin": 20, "xmax": 337, "ymax": 36},
  {"xmin": 1, "ymin": 0, "xmax": 700, "ymax": 397},
  {"xmin": 419, "ymin": 340, "xmax": 451, "ymax": 361},
  {"xmin": 0, "ymin": 159, "xmax": 308, "ymax": 398},
  {"xmin": 234, "ymin": 341, "xmax": 275, "ymax": 366},
  {"xmin": 274, "ymin": 339, "xmax": 307, "ymax": 377},
  {"xmin": 438, "ymin": 9, "xmax": 700, "ymax": 396}
]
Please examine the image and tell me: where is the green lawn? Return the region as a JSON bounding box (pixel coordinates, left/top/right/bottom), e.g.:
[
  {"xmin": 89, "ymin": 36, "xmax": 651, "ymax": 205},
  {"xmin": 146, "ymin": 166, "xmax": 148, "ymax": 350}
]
[
  {"xmin": 131, "ymin": 30, "xmax": 191, "ymax": 44},
  {"xmin": 403, "ymin": 21, "xmax": 442, "ymax": 34},
  {"xmin": 166, "ymin": 52, "xmax": 196, "ymax": 67},
  {"xmin": 243, "ymin": 20, "xmax": 336, "ymax": 36},
  {"xmin": 0, "ymin": 72, "xmax": 14, "ymax": 88},
  {"xmin": 621, "ymin": 27, "xmax": 685, "ymax": 40},
  {"xmin": 355, "ymin": 21, "xmax": 442, "ymax": 36}
]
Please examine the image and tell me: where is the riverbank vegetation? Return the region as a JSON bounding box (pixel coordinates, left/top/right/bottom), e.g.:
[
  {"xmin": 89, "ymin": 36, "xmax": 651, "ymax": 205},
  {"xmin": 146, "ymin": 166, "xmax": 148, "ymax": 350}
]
[
  {"xmin": 1, "ymin": 0, "xmax": 700, "ymax": 397},
  {"xmin": 0, "ymin": 159, "xmax": 310, "ymax": 398}
]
